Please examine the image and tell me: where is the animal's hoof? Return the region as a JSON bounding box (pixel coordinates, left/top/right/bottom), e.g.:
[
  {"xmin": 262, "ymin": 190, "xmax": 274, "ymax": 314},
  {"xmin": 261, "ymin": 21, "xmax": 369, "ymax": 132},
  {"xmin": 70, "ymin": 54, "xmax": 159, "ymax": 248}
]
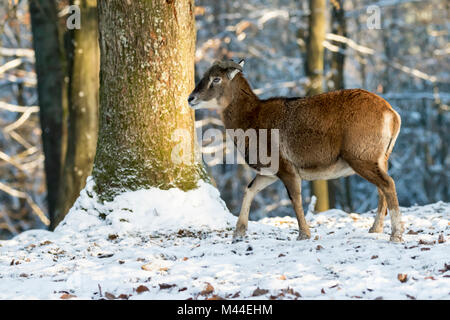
[
  {"xmin": 390, "ymin": 233, "xmax": 403, "ymax": 243},
  {"xmin": 297, "ymin": 232, "xmax": 311, "ymax": 240},
  {"xmin": 369, "ymin": 226, "xmax": 383, "ymax": 233},
  {"xmin": 232, "ymin": 229, "xmax": 247, "ymax": 243},
  {"xmin": 231, "ymin": 236, "xmax": 244, "ymax": 244}
]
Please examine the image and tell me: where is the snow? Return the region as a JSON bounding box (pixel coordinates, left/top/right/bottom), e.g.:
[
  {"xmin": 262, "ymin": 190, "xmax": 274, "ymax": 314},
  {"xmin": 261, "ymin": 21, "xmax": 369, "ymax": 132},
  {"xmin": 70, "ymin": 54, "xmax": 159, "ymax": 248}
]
[{"xmin": 0, "ymin": 179, "xmax": 449, "ymax": 300}]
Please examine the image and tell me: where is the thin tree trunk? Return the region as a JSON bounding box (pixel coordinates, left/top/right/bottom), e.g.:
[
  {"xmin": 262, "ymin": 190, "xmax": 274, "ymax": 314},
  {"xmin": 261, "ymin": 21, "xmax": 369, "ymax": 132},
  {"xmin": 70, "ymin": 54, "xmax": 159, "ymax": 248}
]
[
  {"xmin": 29, "ymin": 0, "xmax": 64, "ymax": 226},
  {"xmin": 93, "ymin": 0, "xmax": 207, "ymax": 201},
  {"xmin": 306, "ymin": 0, "xmax": 329, "ymax": 212},
  {"xmin": 53, "ymin": 0, "xmax": 99, "ymax": 228},
  {"xmin": 329, "ymin": 0, "xmax": 347, "ymax": 210}
]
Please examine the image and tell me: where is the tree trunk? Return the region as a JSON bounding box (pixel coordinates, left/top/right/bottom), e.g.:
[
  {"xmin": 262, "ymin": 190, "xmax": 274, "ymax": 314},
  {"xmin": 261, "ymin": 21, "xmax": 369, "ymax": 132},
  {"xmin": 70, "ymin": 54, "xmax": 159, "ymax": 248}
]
[
  {"xmin": 93, "ymin": 0, "xmax": 206, "ymax": 201},
  {"xmin": 329, "ymin": 0, "xmax": 347, "ymax": 210},
  {"xmin": 53, "ymin": 0, "xmax": 99, "ymax": 228},
  {"xmin": 29, "ymin": 0, "xmax": 64, "ymax": 226},
  {"xmin": 306, "ymin": 0, "xmax": 329, "ymax": 212}
]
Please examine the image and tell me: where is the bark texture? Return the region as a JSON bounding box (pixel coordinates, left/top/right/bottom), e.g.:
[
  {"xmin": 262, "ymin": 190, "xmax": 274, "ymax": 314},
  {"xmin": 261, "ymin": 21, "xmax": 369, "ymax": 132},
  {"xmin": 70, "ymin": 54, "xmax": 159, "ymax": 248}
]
[
  {"xmin": 93, "ymin": 0, "xmax": 206, "ymax": 201},
  {"xmin": 306, "ymin": 0, "xmax": 329, "ymax": 212},
  {"xmin": 53, "ymin": 0, "xmax": 99, "ymax": 228},
  {"xmin": 29, "ymin": 0, "xmax": 64, "ymax": 225}
]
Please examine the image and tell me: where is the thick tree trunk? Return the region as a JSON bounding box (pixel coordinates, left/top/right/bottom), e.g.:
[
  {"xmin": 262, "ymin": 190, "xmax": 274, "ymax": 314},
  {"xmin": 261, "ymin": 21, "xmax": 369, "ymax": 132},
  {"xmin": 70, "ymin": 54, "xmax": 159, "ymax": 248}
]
[
  {"xmin": 93, "ymin": 0, "xmax": 206, "ymax": 201},
  {"xmin": 306, "ymin": 0, "xmax": 329, "ymax": 212},
  {"xmin": 29, "ymin": 0, "xmax": 64, "ymax": 225},
  {"xmin": 53, "ymin": 0, "xmax": 99, "ymax": 228}
]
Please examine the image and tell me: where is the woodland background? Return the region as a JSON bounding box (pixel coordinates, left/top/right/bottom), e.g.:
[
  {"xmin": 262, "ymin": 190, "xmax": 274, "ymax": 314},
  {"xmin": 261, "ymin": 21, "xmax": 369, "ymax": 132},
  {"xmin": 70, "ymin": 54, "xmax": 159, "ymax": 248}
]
[{"xmin": 0, "ymin": 0, "xmax": 448, "ymax": 239}]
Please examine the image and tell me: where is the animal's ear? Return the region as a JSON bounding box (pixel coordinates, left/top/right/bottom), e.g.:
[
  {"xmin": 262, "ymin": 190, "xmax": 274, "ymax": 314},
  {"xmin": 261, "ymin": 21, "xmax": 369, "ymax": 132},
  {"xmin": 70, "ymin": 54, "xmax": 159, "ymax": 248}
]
[
  {"xmin": 228, "ymin": 60, "xmax": 244, "ymax": 80},
  {"xmin": 227, "ymin": 68, "xmax": 241, "ymax": 80}
]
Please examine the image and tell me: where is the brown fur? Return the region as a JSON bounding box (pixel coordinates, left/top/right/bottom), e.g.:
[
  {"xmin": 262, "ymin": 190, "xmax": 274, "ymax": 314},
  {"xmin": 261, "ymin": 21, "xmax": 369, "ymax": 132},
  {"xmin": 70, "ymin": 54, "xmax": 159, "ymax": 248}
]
[{"xmin": 189, "ymin": 63, "xmax": 403, "ymax": 242}]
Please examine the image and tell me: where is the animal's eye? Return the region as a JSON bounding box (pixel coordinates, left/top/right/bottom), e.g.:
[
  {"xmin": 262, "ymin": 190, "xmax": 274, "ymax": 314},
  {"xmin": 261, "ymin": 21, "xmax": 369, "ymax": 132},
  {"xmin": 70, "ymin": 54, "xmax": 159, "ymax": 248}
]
[{"xmin": 212, "ymin": 77, "xmax": 221, "ymax": 83}]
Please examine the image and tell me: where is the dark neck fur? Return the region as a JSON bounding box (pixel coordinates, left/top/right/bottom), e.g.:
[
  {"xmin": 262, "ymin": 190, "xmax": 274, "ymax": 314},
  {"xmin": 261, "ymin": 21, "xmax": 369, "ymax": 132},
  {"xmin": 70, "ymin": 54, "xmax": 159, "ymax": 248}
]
[{"xmin": 222, "ymin": 74, "xmax": 259, "ymax": 130}]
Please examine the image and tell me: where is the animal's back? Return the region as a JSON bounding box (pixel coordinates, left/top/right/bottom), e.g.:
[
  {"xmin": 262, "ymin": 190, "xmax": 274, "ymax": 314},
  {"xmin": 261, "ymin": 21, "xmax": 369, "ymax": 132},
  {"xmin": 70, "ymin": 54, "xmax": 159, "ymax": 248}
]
[{"xmin": 261, "ymin": 89, "xmax": 401, "ymax": 179}]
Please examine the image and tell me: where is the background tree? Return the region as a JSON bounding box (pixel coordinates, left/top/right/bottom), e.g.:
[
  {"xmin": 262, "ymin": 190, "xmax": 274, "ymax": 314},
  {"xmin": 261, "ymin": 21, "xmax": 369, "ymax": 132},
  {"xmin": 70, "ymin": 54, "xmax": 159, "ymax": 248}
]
[
  {"xmin": 305, "ymin": 0, "xmax": 329, "ymax": 212},
  {"xmin": 29, "ymin": 0, "xmax": 64, "ymax": 225},
  {"xmin": 93, "ymin": 0, "xmax": 207, "ymax": 201},
  {"xmin": 53, "ymin": 0, "xmax": 99, "ymax": 228}
]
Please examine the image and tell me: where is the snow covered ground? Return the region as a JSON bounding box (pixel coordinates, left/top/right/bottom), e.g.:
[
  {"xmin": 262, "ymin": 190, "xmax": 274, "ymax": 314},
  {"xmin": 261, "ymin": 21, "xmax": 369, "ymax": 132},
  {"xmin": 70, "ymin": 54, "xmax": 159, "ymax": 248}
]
[{"xmin": 0, "ymin": 178, "xmax": 449, "ymax": 300}]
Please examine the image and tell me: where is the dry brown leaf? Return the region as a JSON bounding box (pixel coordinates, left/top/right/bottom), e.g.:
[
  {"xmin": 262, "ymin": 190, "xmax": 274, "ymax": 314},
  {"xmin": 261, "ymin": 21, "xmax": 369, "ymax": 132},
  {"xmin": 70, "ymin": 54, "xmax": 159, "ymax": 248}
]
[
  {"xmin": 201, "ymin": 283, "xmax": 214, "ymax": 295},
  {"xmin": 419, "ymin": 239, "xmax": 435, "ymax": 245},
  {"xmin": 105, "ymin": 292, "xmax": 116, "ymax": 300},
  {"xmin": 206, "ymin": 295, "xmax": 225, "ymax": 300},
  {"xmin": 252, "ymin": 287, "xmax": 269, "ymax": 297},
  {"xmin": 136, "ymin": 285, "xmax": 149, "ymax": 293},
  {"xmin": 60, "ymin": 293, "xmax": 77, "ymax": 299},
  {"xmin": 397, "ymin": 273, "xmax": 408, "ymax": 283},
  {"xmin": 278, "ymin": 275, "xmax": 287, "ymax": 280},
  {"xmin": 159, "ymin": 283, "xmax": 176, "ymax": 290}
]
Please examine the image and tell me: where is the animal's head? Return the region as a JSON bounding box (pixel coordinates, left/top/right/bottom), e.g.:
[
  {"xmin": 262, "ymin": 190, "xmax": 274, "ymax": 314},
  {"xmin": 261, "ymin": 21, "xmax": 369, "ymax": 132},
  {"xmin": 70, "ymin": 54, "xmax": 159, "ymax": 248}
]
[{"xmin": 188, "ymin": 59, "xmax": 245, "ymax": 110}]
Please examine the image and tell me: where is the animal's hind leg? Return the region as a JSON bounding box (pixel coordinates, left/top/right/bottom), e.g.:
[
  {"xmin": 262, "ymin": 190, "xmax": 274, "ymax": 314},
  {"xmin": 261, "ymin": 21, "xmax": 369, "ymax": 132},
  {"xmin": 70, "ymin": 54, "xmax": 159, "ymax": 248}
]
[
  {"xmin": 232, "ymin": 174, "xmax": 277, "ymax": 243},
  {"xmin": 369, "ymin": 188, "xmax": 387, "ymax": 233},
  {"xmin": 345, "ymin": 158, "xmax": 403, "ymax": 242},
  {"xmin": 369, "ymin": 160, "xmax": 388, "ymax": 233}
]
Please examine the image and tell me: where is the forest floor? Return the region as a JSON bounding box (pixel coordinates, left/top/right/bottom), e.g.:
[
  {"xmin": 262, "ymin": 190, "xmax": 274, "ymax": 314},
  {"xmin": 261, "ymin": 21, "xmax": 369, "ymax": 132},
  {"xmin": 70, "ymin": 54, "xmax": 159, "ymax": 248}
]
[{"xmin": 0, "ymin": 179, "xmax": 449, "ymax": 300}]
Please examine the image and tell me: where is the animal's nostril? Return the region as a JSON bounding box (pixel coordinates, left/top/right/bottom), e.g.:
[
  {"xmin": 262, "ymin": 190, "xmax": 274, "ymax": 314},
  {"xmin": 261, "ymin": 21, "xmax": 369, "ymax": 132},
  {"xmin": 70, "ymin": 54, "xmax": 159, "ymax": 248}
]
[{"xmin": 188, "ymin": 95, "xmax": 194, "ymax": 103}]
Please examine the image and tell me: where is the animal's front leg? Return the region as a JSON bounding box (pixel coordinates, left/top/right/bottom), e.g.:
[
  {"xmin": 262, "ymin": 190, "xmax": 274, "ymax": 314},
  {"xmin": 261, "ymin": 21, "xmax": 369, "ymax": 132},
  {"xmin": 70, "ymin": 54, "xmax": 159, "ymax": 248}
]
[
  {"xmin": 279, "ymin": 172, "xmax": 311, "ymax": 240},
  {"xmin": 232, "ymin": 174, "xmax": 277, "ymax": 243}
]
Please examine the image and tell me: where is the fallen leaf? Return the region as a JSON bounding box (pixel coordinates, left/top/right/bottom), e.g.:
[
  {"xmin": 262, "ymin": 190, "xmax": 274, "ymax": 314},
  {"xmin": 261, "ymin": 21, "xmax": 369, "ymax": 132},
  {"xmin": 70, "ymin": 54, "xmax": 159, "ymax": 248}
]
[
  {"xmin": 278, "ymin": 253, "xmax": 285, "ymax": 258},
  {"xmin": 207, "ymin": 295, "xmax": 225, "ymax": 300},
  {"xmin": 159, "ymin": 283, "xmax": 176, "ymax": 290},
  {"xmin": 118, "ymin": 294, "xmax": 129, "ymax": 300},
  {"xmin": 424, "ymin": 276, "xmax": 436, "ymax": 280},
  {"xmin": 283, "ymin": 287, "xmax": 301, "ymax": 298},
  {"xmin": 406, "ymin": 230, "xmax": 418, "ymax": 235},
  {"xmin": 141, "ymin": 263, "xmax": 152, "ymax": 271},
  {"xmin": 278, "ymin": 275, "xmax": 287, "ymax": 280},
  {"xmin": 60, "ymin": 293, "xmax": 77, "ymax": 299},
  {"xmin": 136, "ymin": 285, "xmax": 149, "ymax": 293},
  {"xmin": 321, "ymin": 288, "xmax": 326, "ymax": 294},
  {"xmin": 252, "ymin": 287, "xmax": 269, "ymax": 297},
  {"xmin": 316, "ymin": 245, "xmax": 324, "ymax": 251},
  {"xmin": 419, "ymin": 239, "xmax": 435, "ymax": 245},
  {"xmin": 201, "ymin": 283, "xmax": 214, "ymax": 295},
  {"xmin": 371, "ymin": 255, "xmax": 378, "ymax": 259},
  {"xmin": 397, "ymin": 273, "xmax": 408, "ymax": 283},
  {"xmin": 108, "ymin": 234, "xmax": 118, "ymax": 240},
  {"xmin": 178, "ymin": 287, "xmax": 187, "ymax": 292},
  {"xmin": 105, "ymin": 292, "xmax": 116, "ymax": 300},
  {"xmin": 438, "ymin": 234, "xmax": 445, "ymax": 244},
  {"xmin": 183, "ymin": 257, "xmax": 188, "ymax": 261},
  {"xmin": 406, "ymin": 294, "xmax": 416, "ymax": 300}
]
